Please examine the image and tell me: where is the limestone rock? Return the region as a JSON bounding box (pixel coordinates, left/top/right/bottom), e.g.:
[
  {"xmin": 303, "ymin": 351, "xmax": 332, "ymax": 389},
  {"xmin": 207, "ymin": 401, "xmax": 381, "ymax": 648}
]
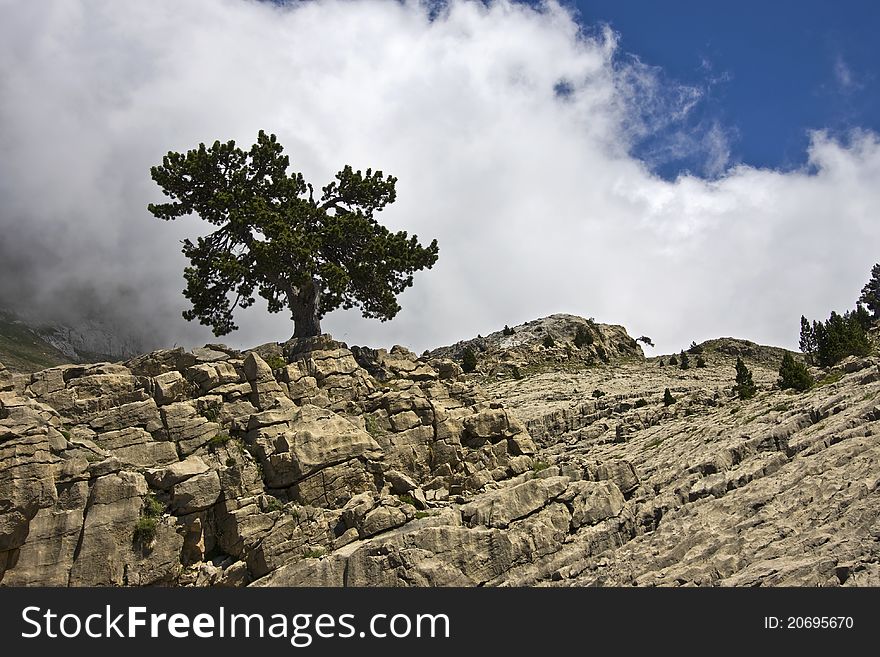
[
  {"xmin": 170, "ymin": 470, "xmax": 221, "ymax": 515},
  {"xmin": 248, "ymin": 404, "xmax": 381, "ymax": 488}
]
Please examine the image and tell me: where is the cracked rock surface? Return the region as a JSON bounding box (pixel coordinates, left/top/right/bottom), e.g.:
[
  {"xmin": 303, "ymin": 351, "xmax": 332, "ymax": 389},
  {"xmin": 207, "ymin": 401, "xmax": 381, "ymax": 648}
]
[{"xmin": 1, "ymin": 320, "xmax": 878, "ymax": 587}]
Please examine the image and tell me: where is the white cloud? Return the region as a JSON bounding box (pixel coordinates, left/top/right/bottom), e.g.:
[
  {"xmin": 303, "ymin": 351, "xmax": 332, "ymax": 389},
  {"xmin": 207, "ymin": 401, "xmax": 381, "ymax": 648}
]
[{"xmin": 0, "ymin": 0, "xmax": 878, "ymax": 356}]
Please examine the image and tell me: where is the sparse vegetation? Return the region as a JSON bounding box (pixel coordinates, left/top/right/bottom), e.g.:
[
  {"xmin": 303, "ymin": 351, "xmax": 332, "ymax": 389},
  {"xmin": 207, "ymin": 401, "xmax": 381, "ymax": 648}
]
[
  {"xmin": 816, "ymin": 370, "xmax": 844, "ymax": 387},
  {"xmin": 364, "ymin": 414, "xmax": 385, "ymax": 438},
  {"xmin": 734, "ymin": 357, "xmax": 757, "ymax": 400},
  {"xmin": 592, "ymin": 388, "xmax": 606, "ymax": 399},
  {"xmin": 133, "ymin": 516, "xmax": 158, "ymax": 546},
  {"xmin": 209, "ymin": 433, "xmax": 232, "ymax": 448},
  {"xmin": 595, "ymin": 345, "xmax": 608, "ymax": 362},
  {"xmin": 668, "ymin": 355, "xmax": 678, "ymax": 366},
  {"xmin": 201, "ymin": 400, "xmax": 222, "ymax": 422},
  {"xmin": 658, "ymin": 358, "xmax": 664, "ymax": 367},
  {"xmin": 679, "ymin": 350, "xmax": 690, "ymax": 370},
  {"xmin": 696, "ymin": 356, "xmax": 707, "ymax": 368},
  {"xmin": 461, "ymin": 347, "xmax": 478, "ymax": 373},
  {"xmin": 398, "ymin": 494, "xmax": 417, "ymax": 507},
  {"xmin": 542, "ymin": 334, "xmax": 556, "ymax": 348},
  {"xmin": 225, "ymin": 457, "xmax": 236, "ymax": 468},
  {"xmin": 663, "ymin": 388, "xmax": 675, "ymax": 406},
  {"xmin": 414, "ymin": 511, "xmax": 430, "ymax": 519},
  {"xmin": 634, "ymin": 398, "xmax": 648, "ymax": 408},
  {"xmin": 264, "ymin": 496, "xmax": 284, "ymax": 513},
  {"xmin": 778, "ymin": 353, "xmax": 813, "ymax": 392},
  {"xmin": 133, "ymin": 494, "xmax": 164, "ymax": 547},
  {"xmin": 637, "ymin": 335, "xmax": 655, "ymax": 347},
  {"xmin": 511, "ymin": 365, "xmax": 524, "ymax": 380},
  {"xmin": 143, "ymin": 494, "xmax": 164, "ymax": 519},
  {"xmin": 532, "ymin": 460, "xmax": 550, "ymax": 473},
  {"xmin": 502, "ymin": 324, "xmax": 515, "ymax": 336},
  {"xmin": 303, "ymin": 547, "xmax": 326, "ymax": 559},
  {"xmin": 265, "ymin": 354, "xmax": 287, "ymax": 370}
]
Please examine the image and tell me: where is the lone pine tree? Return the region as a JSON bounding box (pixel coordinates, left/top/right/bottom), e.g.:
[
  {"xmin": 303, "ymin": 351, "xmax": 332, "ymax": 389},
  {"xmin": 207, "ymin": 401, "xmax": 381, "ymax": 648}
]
[
  {"xmin": 734, "ymin": 357, "xmax": 757, "ymax": 400},
  {"xmin": 148, "ymin": 131, "xmax": 439, "ymax": 338}
]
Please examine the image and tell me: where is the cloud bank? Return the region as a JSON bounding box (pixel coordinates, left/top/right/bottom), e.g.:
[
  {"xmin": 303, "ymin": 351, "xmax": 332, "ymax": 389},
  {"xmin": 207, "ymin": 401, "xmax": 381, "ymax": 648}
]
[{"xmin": 1, "ymin": 0, "xmax": 878, "ymax": 355}]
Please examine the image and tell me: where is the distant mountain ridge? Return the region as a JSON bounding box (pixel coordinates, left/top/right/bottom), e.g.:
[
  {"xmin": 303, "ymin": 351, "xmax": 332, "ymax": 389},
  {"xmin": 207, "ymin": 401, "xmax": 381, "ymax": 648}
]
[{"xmin": 0, "ymin": 308, "xmax": 142, "ymax": 372}]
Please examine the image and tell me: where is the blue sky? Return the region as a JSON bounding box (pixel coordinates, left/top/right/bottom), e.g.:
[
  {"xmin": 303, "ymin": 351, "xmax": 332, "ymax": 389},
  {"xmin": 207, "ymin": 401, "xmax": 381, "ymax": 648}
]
[
  {"xmin": 2, "ymin": 0, "xmax": 879, "ymax": 354},
  {"xmin": 570, "ymin": 0, "xmax": 880, "ymax": 178}
]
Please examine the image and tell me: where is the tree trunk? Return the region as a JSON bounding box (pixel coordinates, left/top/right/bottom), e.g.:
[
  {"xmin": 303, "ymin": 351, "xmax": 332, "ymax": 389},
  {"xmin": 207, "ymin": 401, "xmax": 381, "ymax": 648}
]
[{"xmin": 289, "ymin": 279, "xmax": 322, "ymax": 339}]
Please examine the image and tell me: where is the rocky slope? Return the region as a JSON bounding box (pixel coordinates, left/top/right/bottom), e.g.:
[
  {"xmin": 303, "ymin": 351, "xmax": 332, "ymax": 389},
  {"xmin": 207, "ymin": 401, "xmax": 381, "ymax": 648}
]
[{"xmin": 0, "ymin": 316, "xmax": 877, "ymax": 587}]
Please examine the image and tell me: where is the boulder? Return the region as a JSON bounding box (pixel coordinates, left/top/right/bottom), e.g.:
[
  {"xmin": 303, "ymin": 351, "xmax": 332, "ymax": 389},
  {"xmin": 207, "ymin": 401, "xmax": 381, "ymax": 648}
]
[
  {"xmin": 146, "ymin": 455, "xmax": 211, "ymax": 490},
  {"xmin": 171, "ymin": 471, "xmax": 222, "ymax": 515},
  {"xmin": 461, "ymin": 476, "xmax": 569, "ymax": 528},
  {"xmin": 559, "ymin": 481, "xmax": 626, "ymax": 529},
  {"xmin": 249, "ymin": 404, "xmax": 381, "ymax": 488}
]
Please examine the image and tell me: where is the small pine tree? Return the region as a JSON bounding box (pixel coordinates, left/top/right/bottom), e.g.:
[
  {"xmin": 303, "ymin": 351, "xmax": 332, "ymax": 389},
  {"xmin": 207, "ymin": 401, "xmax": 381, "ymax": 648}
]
[
  {"xmin": 734, "ymin": 357, "xmax": 757, "ymax": 400},
  {"xmin": 799, "ymin": 315, "xmax": 816, "ymax": 364},
  {"xmin": 679, "ymin": 350, "xmax": 690, "ymax": 370},
  {"xmin": 696, "ymin": 355, "xmax": 707, "ymax": 368},
  {"xmin": 778, "ymin": 352, "xmax": 813, "ymax": 391},
  {"xmin": 461, "ymin": 347, "xmax": 477, "ymax": 373},
  {"xmin": 668, "ymin": 355, "xmax": 678, "ymax": 366},
  {"xmin": 658, "ymin": 358, "xmax": 665, "ymax": 367},
  {"xmin": 859, "ymin": 262, "xmax": 880, "ymax": 319},
  {"xmin": 688, "ymin": 340, "xmax": 704, "ymax": 355},
  {"xmin": 542, "ymin": 334, "xmax": 556, "ymax": 348},
  {"xmin": 573, "ymin": 325, "xmax": 593, "ymax": 348},
  {"xmin": 663, "ymin": 388, "xmax": 675, "ymax": 406},
  {"xmin": 637, "ymin": 335, "xmax": 655, "ymax": 347},
  {"xmin": 502, "ymin": 324, "xmax": 515, "ymax": 336}
]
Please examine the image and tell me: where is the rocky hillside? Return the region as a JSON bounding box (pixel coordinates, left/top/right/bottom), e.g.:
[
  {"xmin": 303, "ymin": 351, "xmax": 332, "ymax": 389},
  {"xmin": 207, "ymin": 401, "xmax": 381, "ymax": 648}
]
[
  {"xmin": 0, "ymin": 312, "xmax": 73, "ymax": 373},
  {"xmin": 427, "ymin": 313, "xmax": 644, "ymax": 377},
  {"xmin": 0, "ymin": 309, "xmax": 141, "ymax": 373},
  {"xmin": 1, "ymin": 317, "xmax": 878, "ymax": 587}
]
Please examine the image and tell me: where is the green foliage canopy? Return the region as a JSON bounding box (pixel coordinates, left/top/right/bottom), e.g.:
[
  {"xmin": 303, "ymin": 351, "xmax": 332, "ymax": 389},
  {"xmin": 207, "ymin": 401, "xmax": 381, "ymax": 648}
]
[{"xmin": 148, "ymin": 131, "xmax": 439, "ymax": 338}]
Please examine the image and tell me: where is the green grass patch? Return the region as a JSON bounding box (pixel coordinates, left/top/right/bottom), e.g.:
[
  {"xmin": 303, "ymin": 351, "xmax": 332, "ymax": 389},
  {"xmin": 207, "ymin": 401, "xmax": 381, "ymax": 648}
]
[
  {"xmin": 132, "ymin": 516, "xmax": 158, "ymax": 545},
  {"xmin": 816, "ymin": 371, "xmax": 844, "ymax": 387},
  {"xmin": 414, "ymin": 511, "xmax": 430, "ymax": 519},
  {"xmin": 364, "ymin": 414, "xmax": 386, "ymax": 438},
  {"xmin": 265, "ymin": 355, "xmax": 287, "ymax": 370},
  {"xmin": 209, "ymin": 433, "xmax": 232, "ymax": 448},
  {"xmin": 264, "ymin": 496, "xmax": 283, "ymax": 513},
  {"xmin": 532, "ymin": 460, "xmax": 551, "ymax": 473},
  {"xmin": 132, "ymin": 494, "xmax": 164, "ymax": 546},
  {"xmin": 397, "ymin": 494, "xmax": 417, "ymax": 507},
  {"xmin": 143, "ymin": 494, "xmax": 164, "ymax": 518},
  {"xmin": 303, "ymin": 547, "xmax": 325, "ymax": 559}
]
